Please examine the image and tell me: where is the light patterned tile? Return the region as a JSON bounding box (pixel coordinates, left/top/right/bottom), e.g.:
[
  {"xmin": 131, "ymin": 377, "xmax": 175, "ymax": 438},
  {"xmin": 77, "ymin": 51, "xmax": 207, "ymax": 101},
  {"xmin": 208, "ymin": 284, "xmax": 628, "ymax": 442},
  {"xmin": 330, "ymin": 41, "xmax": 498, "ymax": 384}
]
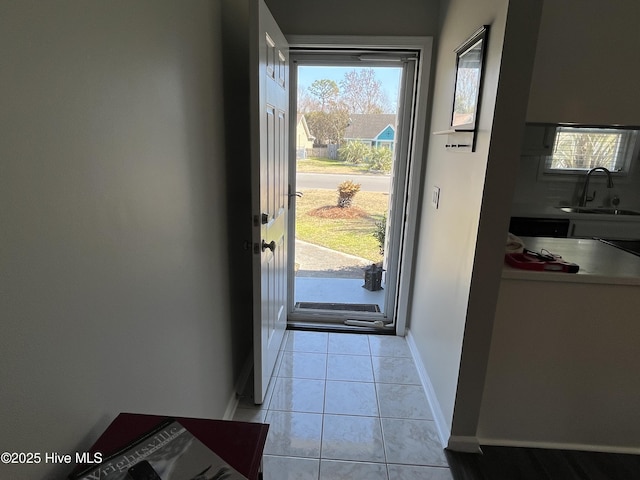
[
  {"xmin": 372, "ymin": 356, "xmax": 421, "ymax": 385},
  {"xmin": 263, "ymin": 456, "xmax": 319, "ymax": 480},
  {"xmin": 387, "ymin": 464, "xmax": 453, "ymax": 480},
  {"xmin": 321, "ymin": 414, "xmax": 385, "ymax": 463},
  {"xmin": 381, "ymin": 418, "xmax": 448, "ymax": 466},
  {"xmin": 320, "ymin": 460, "xmax": 388, "ymax": 480},
  {"xmin": 376, "ymin": 383, "xmax": 432, "ymax": 420},
  {"xmin": 368, "ymin": 335, "xmax": 412, "ymax": 357},
  {"xmin": 327, "ymin": 354, "xmax": 374, "ymax": 382},
  {"xmin": 278, "ymin": 351, "xmax": 327, "ymax": 379},
  {"xmin": 285, "ymin": 331, "xmax": 328, "ymax": 353},
  {"xmin": 264, "ymin": 410, "xmax": 323, "ymax": 458},
  {"xmin": 328, "ymin": 333, "xmax": 371, "ymax": 355},
  {"xmin": 325, "ymin": 381, "xmax": 378, "ymax": 417},
  {"xmin": 269, "ymin": 377, "xmax": 325, "ymax": 413}
]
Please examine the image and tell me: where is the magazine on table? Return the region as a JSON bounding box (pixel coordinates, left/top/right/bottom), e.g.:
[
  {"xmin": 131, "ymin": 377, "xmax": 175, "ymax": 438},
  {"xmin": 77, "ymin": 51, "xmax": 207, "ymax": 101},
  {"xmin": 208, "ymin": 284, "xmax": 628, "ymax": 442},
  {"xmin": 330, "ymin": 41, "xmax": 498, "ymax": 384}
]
[{"xmin": 69, "ymin": 419, "xmax": 248, "ymax": 480}]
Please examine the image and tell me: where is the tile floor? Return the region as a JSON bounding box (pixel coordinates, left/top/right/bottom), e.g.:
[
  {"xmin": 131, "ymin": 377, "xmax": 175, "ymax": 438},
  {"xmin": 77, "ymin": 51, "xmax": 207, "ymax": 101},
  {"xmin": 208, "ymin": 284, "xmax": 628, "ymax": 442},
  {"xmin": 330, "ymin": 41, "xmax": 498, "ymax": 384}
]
[{"xmin": 233, "ymin": 330, "xmax": 454, "ymax": 480}]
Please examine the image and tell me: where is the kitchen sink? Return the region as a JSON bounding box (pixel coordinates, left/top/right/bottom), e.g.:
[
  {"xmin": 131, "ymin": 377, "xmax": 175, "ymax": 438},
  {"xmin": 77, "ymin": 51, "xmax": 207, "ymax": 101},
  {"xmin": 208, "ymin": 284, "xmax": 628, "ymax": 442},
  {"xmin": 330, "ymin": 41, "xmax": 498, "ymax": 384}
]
[{"xmin": 557, "ymin": 206, "xmax": 640, "ymax": 215}]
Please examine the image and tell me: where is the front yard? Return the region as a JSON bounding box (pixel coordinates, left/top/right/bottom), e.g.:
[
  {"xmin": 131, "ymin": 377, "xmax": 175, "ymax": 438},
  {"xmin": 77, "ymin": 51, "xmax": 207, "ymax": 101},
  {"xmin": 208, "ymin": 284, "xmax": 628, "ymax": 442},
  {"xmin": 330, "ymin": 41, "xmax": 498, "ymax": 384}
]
[
  {"xmin": 297, "ymin": 156, "xmax": 386, "ymax": 175},
  {"xmin": 295, "ymin": 188, "xmax": 387, "ymax": 262}
]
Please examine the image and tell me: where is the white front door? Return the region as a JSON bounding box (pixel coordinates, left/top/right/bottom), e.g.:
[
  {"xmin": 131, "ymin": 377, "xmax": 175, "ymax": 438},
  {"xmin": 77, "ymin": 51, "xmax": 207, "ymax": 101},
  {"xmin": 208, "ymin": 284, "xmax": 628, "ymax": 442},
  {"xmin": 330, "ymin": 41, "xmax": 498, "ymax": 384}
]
[{"xmin": 251, "ymin": 0, "xmax": 289, "ymax": 404}]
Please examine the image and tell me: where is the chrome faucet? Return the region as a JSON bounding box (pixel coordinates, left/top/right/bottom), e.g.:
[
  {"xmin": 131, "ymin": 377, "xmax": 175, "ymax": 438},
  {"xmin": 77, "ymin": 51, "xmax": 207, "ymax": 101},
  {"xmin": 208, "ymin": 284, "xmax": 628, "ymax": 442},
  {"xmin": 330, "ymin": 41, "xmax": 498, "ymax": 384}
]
[{"xmin": 579, "ymin": 167, "xmax": 614, "ymax": 206}]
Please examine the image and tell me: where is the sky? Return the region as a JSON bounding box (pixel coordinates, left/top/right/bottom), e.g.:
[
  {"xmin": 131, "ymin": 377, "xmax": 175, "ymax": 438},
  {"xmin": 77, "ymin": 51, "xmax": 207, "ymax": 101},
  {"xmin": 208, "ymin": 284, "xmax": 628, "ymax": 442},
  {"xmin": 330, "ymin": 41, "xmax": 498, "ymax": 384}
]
[{"xmin": 297, "ymin": 65, "xmax": 402, "ymax": 113}]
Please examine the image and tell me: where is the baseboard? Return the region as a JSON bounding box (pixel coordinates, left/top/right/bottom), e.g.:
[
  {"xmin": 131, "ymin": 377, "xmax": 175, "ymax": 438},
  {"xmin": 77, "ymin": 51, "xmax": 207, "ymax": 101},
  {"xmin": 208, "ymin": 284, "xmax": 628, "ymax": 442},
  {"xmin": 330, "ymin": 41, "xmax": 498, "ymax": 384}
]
[
  {"xmin": 405, "ymin": 329, "xmax": 450, "ymax": 449},
  {"xmin": 479, "ymin": 437, "xmax": 640, "ymax": 456},
  {"xmin": 448, "ymin": 435, "xmax": 482, "ymax": 453},
  {"xmin": 223, "ymin": 353, "xmax": 254, "ymax": 421}
]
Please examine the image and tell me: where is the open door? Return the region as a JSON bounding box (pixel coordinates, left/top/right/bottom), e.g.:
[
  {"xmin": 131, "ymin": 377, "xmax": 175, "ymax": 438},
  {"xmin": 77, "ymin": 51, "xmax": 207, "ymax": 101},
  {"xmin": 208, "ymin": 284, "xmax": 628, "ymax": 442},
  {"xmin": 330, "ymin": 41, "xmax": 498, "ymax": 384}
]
[{"xmin": 250, "ymin": 0, "xmax": 289, "ymax": 404}]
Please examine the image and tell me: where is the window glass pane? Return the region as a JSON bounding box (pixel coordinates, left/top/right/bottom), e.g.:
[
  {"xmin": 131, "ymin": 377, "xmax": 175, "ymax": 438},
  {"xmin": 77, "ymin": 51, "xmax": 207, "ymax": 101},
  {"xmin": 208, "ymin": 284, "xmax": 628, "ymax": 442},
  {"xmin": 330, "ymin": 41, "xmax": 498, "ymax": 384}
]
[{"xmin": 550, "ymin": 127, "xmax": 625, "ymax": 171}]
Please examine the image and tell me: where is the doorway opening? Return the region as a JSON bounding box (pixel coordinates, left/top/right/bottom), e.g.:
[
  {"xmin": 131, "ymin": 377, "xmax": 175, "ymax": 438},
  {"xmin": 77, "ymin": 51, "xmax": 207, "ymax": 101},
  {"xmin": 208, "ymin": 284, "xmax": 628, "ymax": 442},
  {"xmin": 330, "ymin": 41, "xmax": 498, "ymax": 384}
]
[{"xmin": 287, "ymin": 43, "xmax": 429, "ymax": 332}]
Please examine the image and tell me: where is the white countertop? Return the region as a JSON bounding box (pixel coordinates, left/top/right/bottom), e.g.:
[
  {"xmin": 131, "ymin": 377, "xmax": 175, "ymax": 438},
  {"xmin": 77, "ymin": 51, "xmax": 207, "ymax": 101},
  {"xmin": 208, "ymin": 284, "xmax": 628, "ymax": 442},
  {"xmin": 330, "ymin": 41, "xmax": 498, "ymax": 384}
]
[{"xmin": 502, "ymin": 237, "xmax": 640, "ymax": 285}]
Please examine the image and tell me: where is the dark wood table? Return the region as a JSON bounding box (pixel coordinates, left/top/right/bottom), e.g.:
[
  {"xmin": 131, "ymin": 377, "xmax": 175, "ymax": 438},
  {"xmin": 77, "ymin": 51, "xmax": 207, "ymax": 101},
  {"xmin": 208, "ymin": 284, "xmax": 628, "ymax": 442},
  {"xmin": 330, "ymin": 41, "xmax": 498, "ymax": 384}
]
[{"xmin": 69, "ymin": 412, "xmax": 269, "ymax": 480}]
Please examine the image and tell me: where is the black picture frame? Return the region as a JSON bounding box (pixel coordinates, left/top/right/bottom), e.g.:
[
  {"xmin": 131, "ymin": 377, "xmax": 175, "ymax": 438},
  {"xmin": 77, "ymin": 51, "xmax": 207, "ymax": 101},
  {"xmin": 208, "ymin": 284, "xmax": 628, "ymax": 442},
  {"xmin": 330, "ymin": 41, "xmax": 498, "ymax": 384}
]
[{"xmin": 451, "ymin": 25, "xmax": 489, "ymax": 131}]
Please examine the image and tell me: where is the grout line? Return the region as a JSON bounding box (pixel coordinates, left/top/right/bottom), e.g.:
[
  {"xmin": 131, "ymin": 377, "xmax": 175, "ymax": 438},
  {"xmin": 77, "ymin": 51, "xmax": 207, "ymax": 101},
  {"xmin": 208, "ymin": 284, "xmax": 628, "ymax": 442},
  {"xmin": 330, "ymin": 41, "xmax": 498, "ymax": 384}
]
[{"xmin": 270, "ymin": 331, "xmax": 448, "ymax": 476}]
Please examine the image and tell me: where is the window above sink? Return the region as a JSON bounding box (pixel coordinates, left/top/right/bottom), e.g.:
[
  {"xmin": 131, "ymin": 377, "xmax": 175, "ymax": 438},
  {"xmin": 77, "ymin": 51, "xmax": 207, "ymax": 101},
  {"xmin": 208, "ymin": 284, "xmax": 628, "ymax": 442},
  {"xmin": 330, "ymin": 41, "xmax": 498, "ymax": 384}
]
[{"xmin": 541, "ymin": 125, "xmax": 639, "ymax": 177}]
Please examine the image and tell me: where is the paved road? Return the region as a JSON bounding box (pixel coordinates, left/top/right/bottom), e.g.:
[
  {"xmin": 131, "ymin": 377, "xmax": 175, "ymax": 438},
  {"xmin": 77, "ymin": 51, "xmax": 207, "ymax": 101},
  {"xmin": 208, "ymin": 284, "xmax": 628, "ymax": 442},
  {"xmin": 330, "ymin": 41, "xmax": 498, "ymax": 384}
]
[{"xmin": 296, "ymin": 173, "xmax": 391, "ymax": 193}]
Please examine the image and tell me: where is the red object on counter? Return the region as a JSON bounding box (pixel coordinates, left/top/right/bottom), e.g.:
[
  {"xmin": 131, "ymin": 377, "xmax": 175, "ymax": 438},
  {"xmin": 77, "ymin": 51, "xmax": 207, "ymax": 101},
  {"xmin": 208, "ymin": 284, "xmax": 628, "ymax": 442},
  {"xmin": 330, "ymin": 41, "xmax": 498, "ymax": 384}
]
[{"xmin": 505, "ymin": 252, "xmax": 579, "ymax": 273}]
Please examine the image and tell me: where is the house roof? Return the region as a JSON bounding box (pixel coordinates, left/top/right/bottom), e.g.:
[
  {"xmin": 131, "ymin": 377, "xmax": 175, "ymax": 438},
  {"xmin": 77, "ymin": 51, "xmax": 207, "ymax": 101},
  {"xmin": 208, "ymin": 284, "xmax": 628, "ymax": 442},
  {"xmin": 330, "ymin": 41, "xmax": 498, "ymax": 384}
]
[{"xmin": 344, "ymin": 114, "xmax": 396, "ymax": 140}]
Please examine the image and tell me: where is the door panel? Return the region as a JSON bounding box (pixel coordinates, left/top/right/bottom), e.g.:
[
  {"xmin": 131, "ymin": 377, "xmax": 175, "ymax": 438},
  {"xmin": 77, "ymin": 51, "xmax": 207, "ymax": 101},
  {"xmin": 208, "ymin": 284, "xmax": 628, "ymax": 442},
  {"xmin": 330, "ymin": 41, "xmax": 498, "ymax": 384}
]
[{"xmin": 251, "ymin": 0, "xmax": 288, "ymax": 404}]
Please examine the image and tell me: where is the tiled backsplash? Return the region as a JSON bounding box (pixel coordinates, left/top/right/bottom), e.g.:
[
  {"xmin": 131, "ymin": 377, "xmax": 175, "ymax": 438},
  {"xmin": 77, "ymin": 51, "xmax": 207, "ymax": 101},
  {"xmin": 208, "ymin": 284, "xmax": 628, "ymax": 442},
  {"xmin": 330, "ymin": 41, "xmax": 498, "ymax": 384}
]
[{"xmin": 512, "ymin": 155, "xmax": 640, "ymax": 210}]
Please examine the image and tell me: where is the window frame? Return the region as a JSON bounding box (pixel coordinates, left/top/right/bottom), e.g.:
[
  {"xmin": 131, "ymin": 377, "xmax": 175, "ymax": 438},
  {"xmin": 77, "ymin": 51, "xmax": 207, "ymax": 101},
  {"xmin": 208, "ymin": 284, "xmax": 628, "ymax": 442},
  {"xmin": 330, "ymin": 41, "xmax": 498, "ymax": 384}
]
[{"xmin": 541, "ymin": 125, "xmax": 639, "ymax": 178}]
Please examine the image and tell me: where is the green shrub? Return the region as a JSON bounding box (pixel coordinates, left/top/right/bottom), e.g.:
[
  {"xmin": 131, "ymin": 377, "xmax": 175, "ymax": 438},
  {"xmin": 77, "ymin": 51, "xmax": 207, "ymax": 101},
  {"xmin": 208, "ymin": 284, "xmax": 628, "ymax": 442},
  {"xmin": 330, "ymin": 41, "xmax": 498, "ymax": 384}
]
[
  {"xmin": 337, "ymin": 180, "xmax": 361, "ymax": 208},
  {"xmin": 338, "ymin": 141, "xmax": 370, "ymax": 165},
  {"xmin": 339, "ymin": 142, "xmax": 393, "ymax": 173},
  {"xmin": 373, "ymin": 213, "xmax": 387, "ymax": 254},
  {"xmin": 368, "ymin": 147, "xmax": 393, "ymax": 173}
]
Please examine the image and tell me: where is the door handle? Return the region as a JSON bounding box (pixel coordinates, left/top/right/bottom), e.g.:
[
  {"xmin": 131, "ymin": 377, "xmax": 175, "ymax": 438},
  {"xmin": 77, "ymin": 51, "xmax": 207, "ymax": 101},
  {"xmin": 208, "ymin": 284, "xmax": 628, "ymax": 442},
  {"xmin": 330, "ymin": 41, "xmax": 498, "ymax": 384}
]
[
  {"xmin": 262, "ymin": 240, "xmax": 276, "ymax": 252},
  {"xmin": 288, "ymin": 184, "xmax": 303, "ymax": 208},
  {"xmin": 287, "ymin": 191, "xmax": 302, "ymax": 208}
]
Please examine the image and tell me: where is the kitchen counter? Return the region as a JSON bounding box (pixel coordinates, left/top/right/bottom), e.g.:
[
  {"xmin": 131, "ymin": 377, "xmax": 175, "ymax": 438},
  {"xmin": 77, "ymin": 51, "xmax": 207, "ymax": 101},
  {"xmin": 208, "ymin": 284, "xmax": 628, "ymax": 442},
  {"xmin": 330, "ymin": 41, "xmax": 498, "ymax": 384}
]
[
  {"xmin": 482, "ymin": 236, "xmax": 640, "ymax": 452},
  {"xmin": 503, "ymin": 236, "xmax": 640, "ymax": 285}
]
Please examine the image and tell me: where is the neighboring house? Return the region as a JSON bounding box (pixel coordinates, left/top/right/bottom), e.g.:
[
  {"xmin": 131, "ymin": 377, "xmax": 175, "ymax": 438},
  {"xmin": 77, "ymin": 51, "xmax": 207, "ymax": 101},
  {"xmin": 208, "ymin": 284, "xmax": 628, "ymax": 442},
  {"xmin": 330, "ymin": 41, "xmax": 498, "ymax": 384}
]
[
  {"xmin": 296, "ymin": 114, "xmax": 314, "ymax": 158},
  {"xmin": 343, "ymin": 114, "xmax": 396, "ymax": 150}
]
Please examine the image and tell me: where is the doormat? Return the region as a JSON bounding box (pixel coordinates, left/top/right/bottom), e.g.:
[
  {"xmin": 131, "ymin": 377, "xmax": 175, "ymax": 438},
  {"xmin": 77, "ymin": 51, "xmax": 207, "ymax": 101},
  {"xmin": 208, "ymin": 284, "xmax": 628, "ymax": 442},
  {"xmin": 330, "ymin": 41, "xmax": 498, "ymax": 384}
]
[{"xmin": 295, "ymin": 302, "xmax": 381, "ymax": 313}]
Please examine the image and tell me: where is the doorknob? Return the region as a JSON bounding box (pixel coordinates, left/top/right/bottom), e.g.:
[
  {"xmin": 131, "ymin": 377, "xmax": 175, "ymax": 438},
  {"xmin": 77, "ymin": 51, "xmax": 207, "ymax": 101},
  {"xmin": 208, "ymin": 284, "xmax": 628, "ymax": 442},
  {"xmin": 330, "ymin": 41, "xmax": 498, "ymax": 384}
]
[
  {"xmin": 262, "ymin": 240, "xmax": 276, "ymax": 252},
  {"xmin": 288, "ymin": 192, "xmax": 303, "ymax": 198}
]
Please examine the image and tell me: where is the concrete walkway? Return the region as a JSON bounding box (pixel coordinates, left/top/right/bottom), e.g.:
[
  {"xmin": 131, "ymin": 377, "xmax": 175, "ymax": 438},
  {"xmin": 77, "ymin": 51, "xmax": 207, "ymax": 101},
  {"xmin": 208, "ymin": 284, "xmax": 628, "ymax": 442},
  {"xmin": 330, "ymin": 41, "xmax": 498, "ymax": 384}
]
[
  {"xmin": 293, "ymin": 239, "xmax": 385, "ymax": 309},
  {"xmin": 295, "ymin": 239, "xmax": 377, "ymax": 279}
]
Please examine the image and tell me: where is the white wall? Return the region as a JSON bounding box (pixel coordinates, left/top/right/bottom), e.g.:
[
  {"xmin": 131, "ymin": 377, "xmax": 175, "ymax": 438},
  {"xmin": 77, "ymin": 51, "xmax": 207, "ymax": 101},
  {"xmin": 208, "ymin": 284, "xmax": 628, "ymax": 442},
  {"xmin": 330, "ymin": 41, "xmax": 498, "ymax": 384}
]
[
  {"xmin": 265, "ymin": 0, "xmax": 440, "ymax": 37},
  {"xmin": 0, "ymin": 2, "xmax": 237, "ymax": 478},
  {"xmin": 407, "ymin": 0, "xmax": 541, "ymax": 446},
  {"xmin": 479, "ymin": 279, "xmax": 640, "ymax": 453},
  {"xmin": 526, "ymin": 0, "xmax": 640, "ymax": 125}
]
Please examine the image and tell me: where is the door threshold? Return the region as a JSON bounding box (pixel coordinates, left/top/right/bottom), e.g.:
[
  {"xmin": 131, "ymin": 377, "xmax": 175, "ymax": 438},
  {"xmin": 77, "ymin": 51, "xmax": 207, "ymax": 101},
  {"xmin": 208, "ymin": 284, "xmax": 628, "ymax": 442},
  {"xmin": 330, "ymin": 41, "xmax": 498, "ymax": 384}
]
[{"xmin": 287, "ymin": 321, "xmax": 395, "ymax": 335}]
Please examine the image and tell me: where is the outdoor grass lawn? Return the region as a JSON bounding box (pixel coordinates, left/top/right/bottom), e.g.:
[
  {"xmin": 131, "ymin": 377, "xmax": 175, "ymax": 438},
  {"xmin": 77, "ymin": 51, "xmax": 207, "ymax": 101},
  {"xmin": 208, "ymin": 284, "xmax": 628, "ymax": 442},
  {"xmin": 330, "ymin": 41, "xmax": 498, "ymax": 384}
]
[
  {"xmin": 296, "ymin": 188, "xmax": 387, "ymax": 262},
  {"xmin": 297, "ymin": 156, "xmax": 380, "ymax": 175}
]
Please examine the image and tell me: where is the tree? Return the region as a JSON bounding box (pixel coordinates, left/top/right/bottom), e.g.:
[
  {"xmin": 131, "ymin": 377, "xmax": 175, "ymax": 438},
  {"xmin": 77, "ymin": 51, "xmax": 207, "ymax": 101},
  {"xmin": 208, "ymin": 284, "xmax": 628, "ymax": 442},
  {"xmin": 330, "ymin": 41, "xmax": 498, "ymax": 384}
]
[
  {"xmin": 297, "ymin": 84, "xmax": 319, "ymax": 113},
  {"xmin": 308, "ymin": 79, "xmax": 339, "ymax": 112},
  {"xmin": 306, "ymin": 109, "xmax": 350, "ymax": 146},
  {"xmin": 339, "ymin": 68, "xmax": 391, "ymax": 114}
]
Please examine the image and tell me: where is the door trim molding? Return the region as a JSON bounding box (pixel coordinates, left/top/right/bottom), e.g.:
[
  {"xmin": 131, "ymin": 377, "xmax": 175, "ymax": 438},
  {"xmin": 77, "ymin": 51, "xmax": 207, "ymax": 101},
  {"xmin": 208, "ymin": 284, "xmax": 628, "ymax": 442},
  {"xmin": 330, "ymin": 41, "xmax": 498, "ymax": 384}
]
[
  {"xmin": 288, "ymin": 35, "xmax": 432, "ymax": 50},
  {"xmin": 287, "ymin": 35, "xmax": 433, "ymax": 333}
]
